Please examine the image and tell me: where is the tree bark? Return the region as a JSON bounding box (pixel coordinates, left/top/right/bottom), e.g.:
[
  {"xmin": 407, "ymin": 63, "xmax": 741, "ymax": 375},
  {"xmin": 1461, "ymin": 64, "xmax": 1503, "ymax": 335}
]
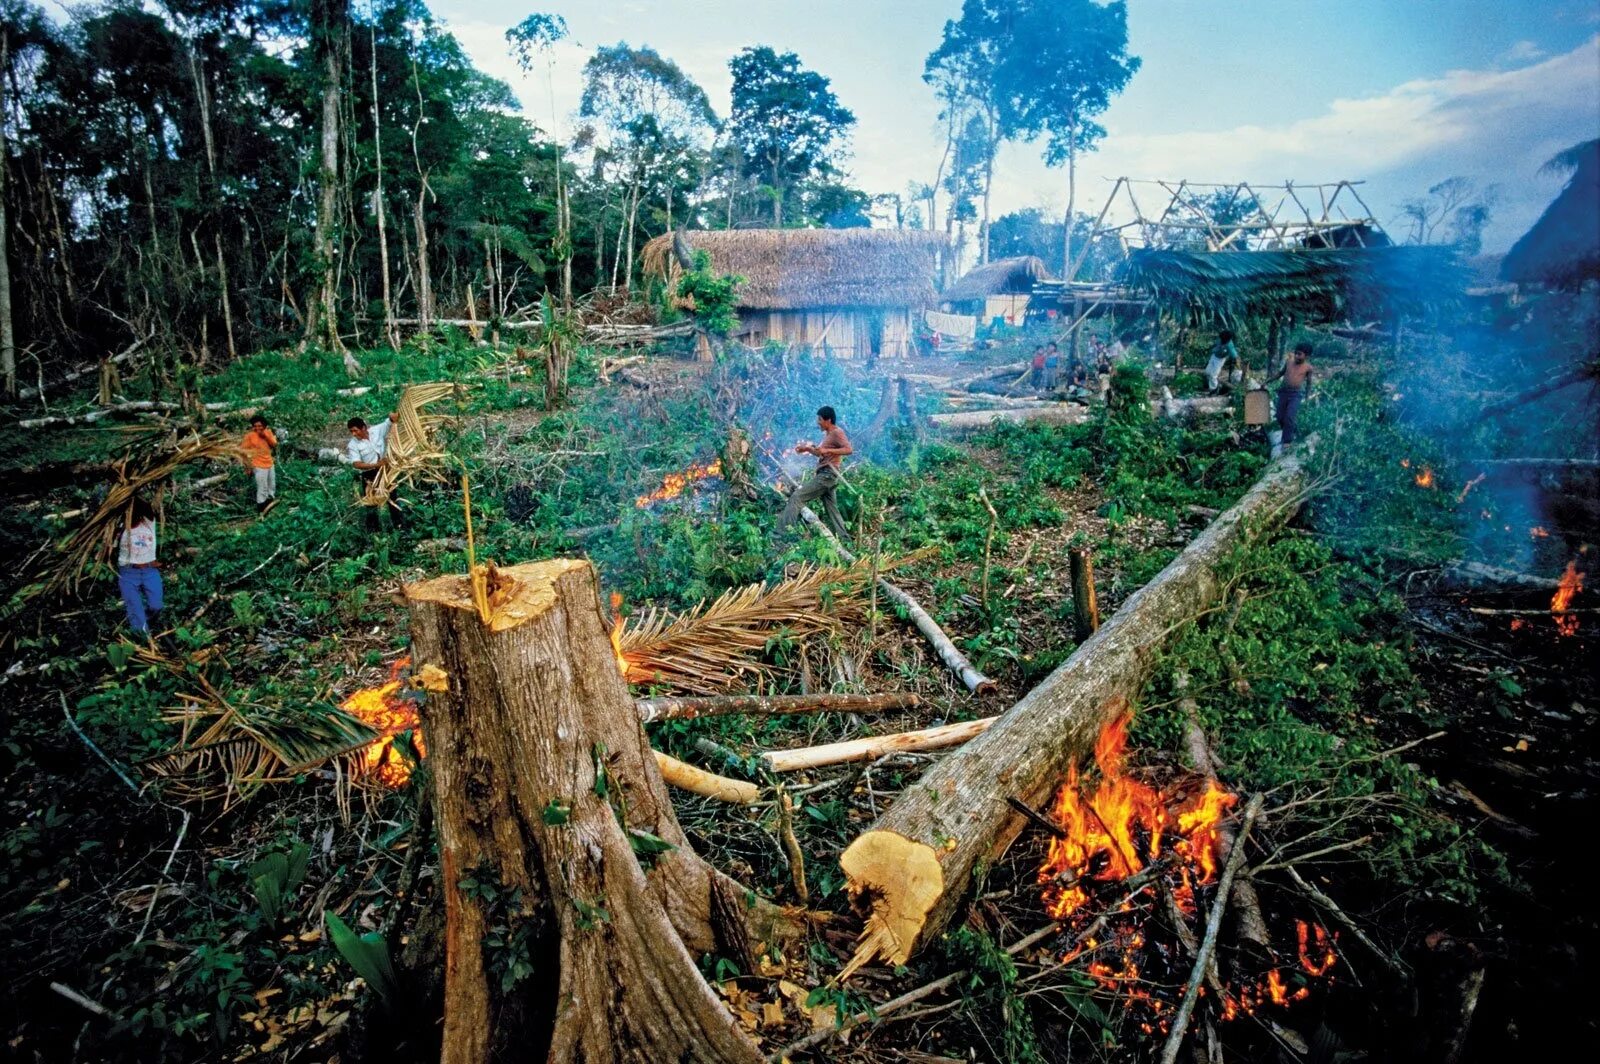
[
  {"xmin": 405, "ymin": 559, "xmax": 785, "ymax": 1063},
  {"xmin": 1471, "ymin": 360, "xmax": 1598, "ymax": 424},
  {"xmin": 835, "ymin": 445, "xmax": 1313, "ymax": 973}
]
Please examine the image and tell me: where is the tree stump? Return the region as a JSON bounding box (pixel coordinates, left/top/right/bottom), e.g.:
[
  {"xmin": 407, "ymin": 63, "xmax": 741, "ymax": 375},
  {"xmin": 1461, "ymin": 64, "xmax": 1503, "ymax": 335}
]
[{"xmin": 405, "ymin": 559, "xmax": 775, "ymax": 1064}]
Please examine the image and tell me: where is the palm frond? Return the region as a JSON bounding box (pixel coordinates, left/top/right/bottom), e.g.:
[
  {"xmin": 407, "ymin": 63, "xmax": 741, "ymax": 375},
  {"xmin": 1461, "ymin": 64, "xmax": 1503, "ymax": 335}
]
[
  {"xmin": 619, "ymin": 556, "xmax": 910, "ymax": 694},
  {"xmin": 364, "ymin": 382, "xmax": 458, "ymax": 505}
]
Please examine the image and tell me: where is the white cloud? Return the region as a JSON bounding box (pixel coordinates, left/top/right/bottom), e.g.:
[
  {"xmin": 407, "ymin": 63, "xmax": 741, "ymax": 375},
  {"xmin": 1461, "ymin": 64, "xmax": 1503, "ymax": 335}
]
[
  {"xmin": 984, "ymin": 35, "xmax": 1600, "ymax": 253},
  {"xmin": 1502, "ymin": 40, "xmax": 1545, "ymax": 62}
]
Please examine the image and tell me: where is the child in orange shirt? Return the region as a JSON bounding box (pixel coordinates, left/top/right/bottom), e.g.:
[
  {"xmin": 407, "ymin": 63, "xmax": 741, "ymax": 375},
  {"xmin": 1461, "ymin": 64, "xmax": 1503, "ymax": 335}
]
[{"xmin": 241, "ymin": 415, "xmax": 279, "ymax": 514}]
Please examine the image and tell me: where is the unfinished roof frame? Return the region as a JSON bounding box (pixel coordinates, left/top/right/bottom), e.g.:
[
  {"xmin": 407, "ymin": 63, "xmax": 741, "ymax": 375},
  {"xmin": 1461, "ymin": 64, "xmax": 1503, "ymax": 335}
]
[{"xmin": 1067, "ymin": 177, "xmax": 1388, "ymax": 281}]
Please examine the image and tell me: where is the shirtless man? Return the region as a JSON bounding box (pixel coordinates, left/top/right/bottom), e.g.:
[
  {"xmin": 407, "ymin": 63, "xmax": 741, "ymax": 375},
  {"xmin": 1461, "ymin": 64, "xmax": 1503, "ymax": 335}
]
[
  {"xmin": 778, "ymin": 405, "xmax": 853, "ymax": 539},
  {"xmin": 1266, "ymin": 341, "xmax": 1314, "ymax": 445}
]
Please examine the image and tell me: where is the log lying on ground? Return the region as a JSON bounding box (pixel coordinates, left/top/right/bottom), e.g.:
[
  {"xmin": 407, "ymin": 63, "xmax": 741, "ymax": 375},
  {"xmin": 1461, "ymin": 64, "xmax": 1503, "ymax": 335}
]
[
  {"xmin": 635, "ymin": 691, "xmax": 921, "ymax": 723},
  {"xmin": 1470, "ymin": 360, "xmax": 1597, "ymax": 424},
  {"xmin": 929, "ymin": 394, "xmax": 1231, "ymax": 432},
  {"xmin": 762, "ymin": 716, "xmax": 994, "ymax": 773},
  {"xmin": 835, "ymin": 443, "xmax": 1314, "ymax": 972},
  {"xmin": 1438, "ymin": 559, "xmax": 1563, "ymax": 591},
  {"xmin": 405, "ymin": 559, "xmax": 794, "ymax": 1063},
  {"xmin": 654, "ymin": 751, "xmax": 760, "ymax": 804}
]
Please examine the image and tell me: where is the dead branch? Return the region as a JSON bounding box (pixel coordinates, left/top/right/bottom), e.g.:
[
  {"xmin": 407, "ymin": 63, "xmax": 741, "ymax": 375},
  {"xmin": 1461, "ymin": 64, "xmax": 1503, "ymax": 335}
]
[
  {"xmin": 762, "ymin": 717, "xmax": 995, "ymax": 773},
  {"xmin": 1159, "ymin": 793, "xmax": 1265, "ymax": 1064}
]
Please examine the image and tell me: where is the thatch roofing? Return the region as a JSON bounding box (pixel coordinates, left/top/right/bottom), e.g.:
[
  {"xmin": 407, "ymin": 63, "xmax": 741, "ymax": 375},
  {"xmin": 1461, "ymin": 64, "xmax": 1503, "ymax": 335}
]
[
  {"xmin": 942, "ymin": 255, "xmax": 1057, "ymax": 302},
  {"xmin": 1502, "ymin": 139, "xmax": 1600, "ymax": 287},
  {"xmin": 641, "ymin": 229, "xmax": 944, "ymax": 310},
  {"xmin": 1119, "ymin": 246, "xmax": 1463, "ymax": 318}
]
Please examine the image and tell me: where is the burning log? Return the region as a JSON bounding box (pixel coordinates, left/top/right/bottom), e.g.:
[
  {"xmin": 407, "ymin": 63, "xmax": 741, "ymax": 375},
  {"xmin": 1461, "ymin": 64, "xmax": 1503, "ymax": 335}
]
[
  {"xmin": 834, "ymin": 443, "xmax": 1312, "ymax": 972},
  {"xmin": 634, "ymin": 691, "xmax": 921, "ymax": 723},
  {"xmin": 761, "ymin": 716, "xmax": 995, "ymax": 773},
  {"xmin": 404, "ymin": 559, "xmax": 793, "ymax": 1064}
]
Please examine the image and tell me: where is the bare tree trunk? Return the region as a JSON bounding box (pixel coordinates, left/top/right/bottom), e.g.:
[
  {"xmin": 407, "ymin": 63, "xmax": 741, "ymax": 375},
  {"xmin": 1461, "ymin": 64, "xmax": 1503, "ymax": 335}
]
[
  {"xmin": 404, "ymin": 559, "xmax": 784, "ymax": 1064},
  {"xmin": 369, "ymin": 22, "xmax": 397, "ymax": 349},
  {"xmin": 0, "ymin": 31, "xmax": 15, "ymax": 396},
  {"xmin": 410, "ymin": 53, "xmax": 432, "ymax": 340},
  {"xmin": 980, "ymin": 108, "xmax": 996, "ymax": 265},
  {"xmin": 304, "ymin": 0, "xmax": 347, "ymax": 355},
  {"xmin": 1062, "ymin": 127, "xmax": 1077, "ymax": 279},
  {"xmin": 837, "ymin": 447, "xmax": 1313, "ymax": 974},
  {"xmin": 623, "ymin": 170, "xmax": 641, "ymax": 292}
]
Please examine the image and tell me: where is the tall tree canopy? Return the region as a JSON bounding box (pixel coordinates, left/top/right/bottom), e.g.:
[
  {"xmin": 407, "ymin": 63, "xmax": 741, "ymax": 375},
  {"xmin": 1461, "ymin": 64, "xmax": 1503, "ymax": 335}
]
[
  {"xmin": 726, "ymin": 45, "xmax": 856, "ymax": 227},
  {"xmin": 989, "ymin": 0, "xmax": 1139, "ymax": 275},
  {"xmin": 924, "ymin": 0, "xmax": 1005, "ymax": 262}
]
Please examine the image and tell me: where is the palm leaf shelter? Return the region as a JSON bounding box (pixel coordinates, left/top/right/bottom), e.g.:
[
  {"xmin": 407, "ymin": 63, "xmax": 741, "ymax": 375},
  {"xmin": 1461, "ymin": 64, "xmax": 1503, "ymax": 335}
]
[{"xmin": 643, "ymin": 229, "xmax": 944, "ymax": 358}]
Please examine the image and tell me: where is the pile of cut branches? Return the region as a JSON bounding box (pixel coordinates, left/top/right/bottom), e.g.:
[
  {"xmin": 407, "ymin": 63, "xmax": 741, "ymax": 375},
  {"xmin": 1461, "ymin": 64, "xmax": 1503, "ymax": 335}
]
[{"xmin": 362, "ymin": 382, "xmax": 458, "ymax": 505}]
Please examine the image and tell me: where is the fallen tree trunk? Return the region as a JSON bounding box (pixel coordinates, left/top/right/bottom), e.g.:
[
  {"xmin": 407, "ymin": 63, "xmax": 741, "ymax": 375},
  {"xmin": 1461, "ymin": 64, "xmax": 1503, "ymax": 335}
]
[
  {"xmin": 835, "ymin": 443, "xmax": 1314, "ymax": 971},
  {"xmin": 763, "ymin": 716, "xmax": 994, "ymax": 773},
  {"xmin": 636, "ymin": 691, "xmax": 921, "ymax": 723},
  {"xmin": 1439, "ymin": 559, "xmax": 1563, "ymax": 591},
  {"xmin": 929, "ymin": 395, "xmax": 1230, "ymax": 432},
  {"xmin": 404, "ymin": 559, "xmax": 791, "ymax": 1063}
]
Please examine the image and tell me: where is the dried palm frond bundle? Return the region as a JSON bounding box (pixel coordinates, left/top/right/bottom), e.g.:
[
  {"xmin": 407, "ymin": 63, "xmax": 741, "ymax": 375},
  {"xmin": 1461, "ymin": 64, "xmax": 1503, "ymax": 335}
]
[
  {"xmin": 142, "ymin": 677, "xmax": 381, "ymax": 814},
  {"xmin": 45, "ymin": 432, "xmax": 240, "ymax": 597},
  {"xmin": 362, "ymin": 381, "xmax": 459, "ymax": 505},
  {"xmin": 617, "ymin": 555, "xmax": 914, "ymax": 694}
]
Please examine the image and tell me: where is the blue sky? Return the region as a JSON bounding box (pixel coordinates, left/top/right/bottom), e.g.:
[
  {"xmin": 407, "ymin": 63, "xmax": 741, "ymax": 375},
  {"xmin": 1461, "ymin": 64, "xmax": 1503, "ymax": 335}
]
[{"xmin": 433, "ymin": 0, "xmax": 1600, "ymax": 254}]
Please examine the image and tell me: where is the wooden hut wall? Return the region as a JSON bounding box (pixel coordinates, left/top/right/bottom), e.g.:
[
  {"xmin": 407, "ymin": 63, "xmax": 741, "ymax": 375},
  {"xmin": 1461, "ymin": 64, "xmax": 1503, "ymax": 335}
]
[{"xmin": 740, "ymin": 307, "xmax": 915, "ymax": 358}]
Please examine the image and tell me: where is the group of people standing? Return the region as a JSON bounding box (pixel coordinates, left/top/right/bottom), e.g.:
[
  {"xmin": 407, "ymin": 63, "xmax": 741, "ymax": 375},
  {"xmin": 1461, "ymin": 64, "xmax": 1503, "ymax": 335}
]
[
  {"xmin": 1030, "ymin": 339, "xmax": 1116, "ymax": 398},
  {"xmin": 115, "ymin": 406, "xmax": 406, "ymax": 640}
]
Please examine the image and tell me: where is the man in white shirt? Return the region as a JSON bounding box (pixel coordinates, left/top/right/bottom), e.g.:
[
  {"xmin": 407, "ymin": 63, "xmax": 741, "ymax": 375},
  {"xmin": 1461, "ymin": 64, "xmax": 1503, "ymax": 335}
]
[{"xmin": 346, "ymin": 415, "xmax": 405, "ymax": 529}]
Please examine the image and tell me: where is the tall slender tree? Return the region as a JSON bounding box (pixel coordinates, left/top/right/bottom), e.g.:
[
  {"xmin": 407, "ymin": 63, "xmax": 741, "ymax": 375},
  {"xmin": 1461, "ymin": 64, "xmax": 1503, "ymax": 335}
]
[
  {"xmin": 925, "ymin": 0, "xmax": 1005, "ymax": 263},
  {"xmin": 304, "ymin": 0, "xmax": 351, "ymax": 360},
  {"xmin": 990, "ymin": 0, "xmax": 1139, "ymax": 276}
]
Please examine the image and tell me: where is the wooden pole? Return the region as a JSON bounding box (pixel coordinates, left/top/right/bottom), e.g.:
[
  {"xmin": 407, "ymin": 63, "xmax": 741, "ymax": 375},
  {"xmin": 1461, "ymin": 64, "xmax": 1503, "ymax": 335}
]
[
  {"xmin": 762, "ymin": 717, "xmax": 995, "ymax": 773},
  {"xmin": 1069, "ymin": 548, "xmax": 1100, "ymax": 641},
  {"xmin": 834, "ymin": 444, "xmax": 1314, "ymax": 973},
  {"xmin": 636, "ymin": 691, "xmax": 921, "ymax": 723},
  {"xmin": 405, "ymin": 559, "xmax": 786, "ymax": 1063}
]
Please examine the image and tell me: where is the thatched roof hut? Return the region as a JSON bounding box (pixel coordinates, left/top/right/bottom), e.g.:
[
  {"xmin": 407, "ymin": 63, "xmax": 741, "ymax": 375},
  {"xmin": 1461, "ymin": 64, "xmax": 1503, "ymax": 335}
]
[
  {"xmin": 642, "ymin": 229, "xmax": 944, "ymax": 357},
  {"xmin": 942, "ymin": 256, "xmax": 1056, "ymax": 302},
  {"xmin": 1502, "ymin": 139, "xmax": 1600, "ymax": 288}
]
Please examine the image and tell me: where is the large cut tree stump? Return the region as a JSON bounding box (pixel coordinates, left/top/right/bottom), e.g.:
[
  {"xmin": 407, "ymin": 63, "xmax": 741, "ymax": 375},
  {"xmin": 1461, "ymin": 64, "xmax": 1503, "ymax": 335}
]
[
  {"xmin": 406, "ymin": 559, "xmax": 785, "ymax": 1064},
  {"xmin": 836, "ymin": 445, "xmax": 1314, "ymax": 973}
]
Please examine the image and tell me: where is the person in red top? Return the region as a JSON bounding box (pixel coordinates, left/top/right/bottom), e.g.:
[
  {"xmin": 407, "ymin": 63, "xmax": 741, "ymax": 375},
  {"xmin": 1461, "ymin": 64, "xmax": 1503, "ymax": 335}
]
[
  {"xmin": 778, "ymin": 405, "xmax": 853, "ymax": 538},
  {"xmin": 240, "ymin": 415, "xmax": 279, "ymax": 514}
]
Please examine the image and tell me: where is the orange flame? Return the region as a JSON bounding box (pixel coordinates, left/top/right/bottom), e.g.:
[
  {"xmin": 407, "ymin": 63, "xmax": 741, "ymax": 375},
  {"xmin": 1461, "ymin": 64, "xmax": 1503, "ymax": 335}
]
[
  {"xmin": 1552, "ymin": 560, "xmax": 1583, "ymax": 637},
  {"xmin": 1039, "ymin": 715, "xmax": 1235, "ymax": 920},
  {"xmin": 1414, "ymin": 466, "xmax": 1435, "ymax": 489},
  {"xmin": 635, "ymin": 460, "xmax": 723, "ymax": 508},
  {"xmin": 340, "ymin": 657, "xmax": 426, "ymax": 788},
  {"xmin": 609, "ymin": 591, "xmax": 633, "ymax": 678},
  {"xmin": 1297, "ymin": 920, "xmax": 1338, "ymax": 977},
  {"xmin": 1529, "ymin": 526, "xmax": 1549, "ymax": 539}
]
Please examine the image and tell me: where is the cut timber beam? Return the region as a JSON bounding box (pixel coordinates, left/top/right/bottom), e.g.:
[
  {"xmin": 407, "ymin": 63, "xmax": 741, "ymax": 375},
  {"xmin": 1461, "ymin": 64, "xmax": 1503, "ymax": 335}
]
[
  {"xmin": 762, "ymin": 717, "xmax": 994, "ymax": 773},
  {"xmin": 835, "ymin": 442, "xmax": 1315, "ymax": 972}
]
